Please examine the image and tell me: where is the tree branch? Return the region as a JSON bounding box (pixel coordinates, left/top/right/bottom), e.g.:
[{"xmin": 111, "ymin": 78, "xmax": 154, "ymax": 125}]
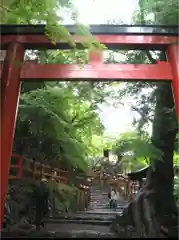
[
  {"xmin": 145, "ymin": 51, "xmax": 157, "ymax": 64},
  {"xmin": 71, "ymin": 114, "xmax": 78, "ymax": 123},
  {"xmin": 131, "ymin": 105, "xmax": 153, "ymax": 122},
  {"xmin": 139, "ymin": 0, "xmax": 158, "ymax": 64}
]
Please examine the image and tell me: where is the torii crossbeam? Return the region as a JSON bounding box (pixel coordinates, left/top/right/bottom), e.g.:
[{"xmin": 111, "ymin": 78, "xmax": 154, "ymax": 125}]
[{"xmin": 0, "ymin": 24, "xmax": 179, "ymax": 227}]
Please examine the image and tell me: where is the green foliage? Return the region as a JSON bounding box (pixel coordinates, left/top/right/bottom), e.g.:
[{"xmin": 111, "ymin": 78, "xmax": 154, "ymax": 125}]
[
  {"xmin": 3, "ymin": 0, "xmax": 111, "ymax": 173},
  {"xmin": 4, "ymin": 180, "xmax": 38, "ymax": 225},
  {"xmin": 0, "ymin": 0, "xmax": 104, "ymax": 63},
  {"xmin": 113, "ymin": 0, "xmax": 178, "ymax": 173},
  {"xmin": 111, "ymin": 131, "xmax": 163, "ymax": 171},
  {"xmin": 4, "ymin": 0, "xmax": 178, "ymax": 183},
  {"xmin": 48, "ymin": 179, "xmax": 78, "ymax": 213},
  {"xmin": 1, "ymin": 0, "xmax": 67, "ymax": 24},
  {"xmin": 173, "ymin": 176, "xmax": 179, "ymax": 202},
  {"xmin": 134, "ymin": 0, "xmax": 178, "ymax": 25},
  {"xmin": 13, "ymin": 33, "xmax": 114, "ymax": 171},
  {"xmin": 90, "ymin": 130, "xmax": 162, "ymax": 175},
  {"xmin": 174, "ymin": 153, "xmax": 179, "ymax": 166},
  {"xmin": 13, "ymin": 56, "xmax": 109, "ymax": 175},
  {"xmin": 14, "ymin": 83, "xmax": 105, "ymax": 172}
]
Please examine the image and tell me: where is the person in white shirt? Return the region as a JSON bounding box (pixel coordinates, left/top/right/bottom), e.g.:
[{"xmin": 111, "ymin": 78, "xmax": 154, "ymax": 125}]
[{"xmin": 110, "ymin": 188, "xmax": 118, "ymax": 210}]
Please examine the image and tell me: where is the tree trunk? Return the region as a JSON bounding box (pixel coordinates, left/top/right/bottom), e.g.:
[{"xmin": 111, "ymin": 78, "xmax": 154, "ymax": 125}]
[
  {"xmin": 129, "ymin": 81, "xmax": 178, "ymax": 237},
  {"xmin": 32, "ymin": 158, "xmax": 36, "ymax": 180},
  {"xmin": 112, "ymin": 65, "xmax": 178, "ymax": 237}
]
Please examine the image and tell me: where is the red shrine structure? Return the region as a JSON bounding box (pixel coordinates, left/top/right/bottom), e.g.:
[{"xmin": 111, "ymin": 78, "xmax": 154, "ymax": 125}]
[{"xmin": 0, "ymin": 24, "xmax": 179, "ymax": 227}]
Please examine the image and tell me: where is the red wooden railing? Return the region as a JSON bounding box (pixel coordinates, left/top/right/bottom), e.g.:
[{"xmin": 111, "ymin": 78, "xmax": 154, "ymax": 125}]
[
  {"xmin": 106, "ymin": 174, "xmax": 141, "ymax": 200},
  {"xmin": 9, "ymin": 153, "xmax": 69, "ymax": 184},
  {"xmin": 9, "ymin": 154, "xmax": 23, "ymax": 179},
  {"xmin": 90, "ymin": 168, "xmax": 141, "ymax": 200},
  {"xmin": 8, "ymin": 154, "xmax": 91, "ymax": 214},
  {"xmin": 117, "ymin": 175, "xmax": 140, "ymax": 200},
  {"xmin": 9, "ymin": 154, "xmax": 141, "ymax": 201}
]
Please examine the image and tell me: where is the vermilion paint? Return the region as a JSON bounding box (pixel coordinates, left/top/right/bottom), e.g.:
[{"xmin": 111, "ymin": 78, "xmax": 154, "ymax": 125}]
[{"xmin": 1, "ymin": 43, "xmax": 24, "ymax": 228}]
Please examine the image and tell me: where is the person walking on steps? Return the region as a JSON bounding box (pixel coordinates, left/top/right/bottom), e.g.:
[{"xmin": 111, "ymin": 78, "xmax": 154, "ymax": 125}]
[
  {"xmin": 110, "ymin": 188, "xmax": 118, "ymax": 210},
  {"xmin": 108, "ymin": 188, "xmax": 111, "ymax": 207},
  {"xmin": 32, "ymin": 177, "xmax": 50, "ymax": 230}
]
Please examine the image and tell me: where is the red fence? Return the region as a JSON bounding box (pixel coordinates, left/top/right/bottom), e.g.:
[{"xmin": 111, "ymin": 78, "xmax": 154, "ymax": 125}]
[
  {"xmin": 106, "ymin": 175, "xmax": 141, "ymax": 200},
  {"xmin": 117, "ymin": 175, "xmax": 140, "ymax": 200},
  {"xmin": 9, "ymin": 154, "xmax": 141, "ymax": 200},
  {"xmin": 9, "ymin": 154, "xmax": 68, "ymax": 184}
]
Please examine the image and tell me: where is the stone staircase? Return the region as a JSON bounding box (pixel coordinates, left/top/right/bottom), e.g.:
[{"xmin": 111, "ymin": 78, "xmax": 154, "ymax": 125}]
[
  {"xmin": 2, "ymin": 185, "xmax": 129, "ymax": 238},
  {"xmin": 3, "ymin": 185, "xmax": 175, "ymax": 238},
  {"xmin": 88, "ymin": 185, "xmax": 128, "ymax": 212},
  {"xmin": 44, "ymin": 185, "xmax": 129, "ymax": 238}
]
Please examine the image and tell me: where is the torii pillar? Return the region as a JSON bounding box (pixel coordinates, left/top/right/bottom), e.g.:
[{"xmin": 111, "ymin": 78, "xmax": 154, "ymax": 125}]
[
  {"xmin": 167, "ymin": 43, "xmax": 179, "ymax": 120},
  {"xmin": 1, "ymin": 43, "xmax": 25, "ymax": 228}
]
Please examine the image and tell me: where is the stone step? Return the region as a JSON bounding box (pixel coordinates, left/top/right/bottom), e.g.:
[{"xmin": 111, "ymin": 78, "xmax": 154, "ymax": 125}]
[
  {"xmin": 2, "ymin": 226, "xmax": 118, "ymax": 238},
  {"xmin": 90, "ymin": 199, "xmax": 108, "ymax": 201},
  {"xmin": 46, "ymin": 224, "xmax": 118, "ymax": 238},
  {"xmin": 89, "ymin": 202, "xmax": 109, "ymax": 205},
  {"xmin": 90, "ymin": 190, "xmax": 108, "ymax": 191},
  {"xmin": 90, "ymin": 195, "xmax": 108, "ymax": 197},
  {"xmin": 90, "ymin": 200, "xmax": 108, "ymax": 202},
  {"xmin": 88, "ymin": 207, "xmax": 124, "ymax": 210},
  {"xmin": 90, "ymin": 194, "xmax": 108, "ymax": 196},
  {"xmin": 90, "ymin": 198, "xmax": 108, "ymax": 200},
  {"xmin": 46, "ymin": 214, "xmax": 115, "ymax": 221},
  {"xmin": 90, "ymin": 201, "xmax": 124, "ymax": 204},
  {"xmin": 90, "ymin": 197, "xmax": 108, "ymax": 199},
  {"xmin": 45, "ymin": 218, "xmax": 111, "ymax": 225},
  {"xmin": 88, "ymin": 206, "xmax": 125, "ymax": 210},
  {"xmin": 89, "ymin": 201, "xmax": 128, "ymax": 204},
  {"xmin": 90, "ymin": 190, "xmax": 109, "ymax": 192},
  {"xmin": 89, "ymin": 203, "xmax": 127, "ymax": 207},
  {"xmin": 51, "ymin": 230, "xmax": 117, "ymax": 238},
  {"xmin": 83, "ymin": 210, "xmax": 123, "ymax": 215}
]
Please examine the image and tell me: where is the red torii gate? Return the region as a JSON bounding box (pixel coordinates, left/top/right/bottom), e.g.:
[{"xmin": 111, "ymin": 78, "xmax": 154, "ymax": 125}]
[{"xmin": 0, "ymin": 24, "xmax": 179, "ymax": 227}]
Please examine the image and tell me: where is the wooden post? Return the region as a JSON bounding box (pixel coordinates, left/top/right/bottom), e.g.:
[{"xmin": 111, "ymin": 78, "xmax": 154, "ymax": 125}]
[
  {"xmin": 167, "ymin": 44, "xmax": 179, "ymax": 120},
  {"xmin": 17, "ymin": 156, "xmax": 23, "ymax": 179},
  {"xmin": 1, "ymin": 43, "xmax": 24, "ymax": 227}
]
